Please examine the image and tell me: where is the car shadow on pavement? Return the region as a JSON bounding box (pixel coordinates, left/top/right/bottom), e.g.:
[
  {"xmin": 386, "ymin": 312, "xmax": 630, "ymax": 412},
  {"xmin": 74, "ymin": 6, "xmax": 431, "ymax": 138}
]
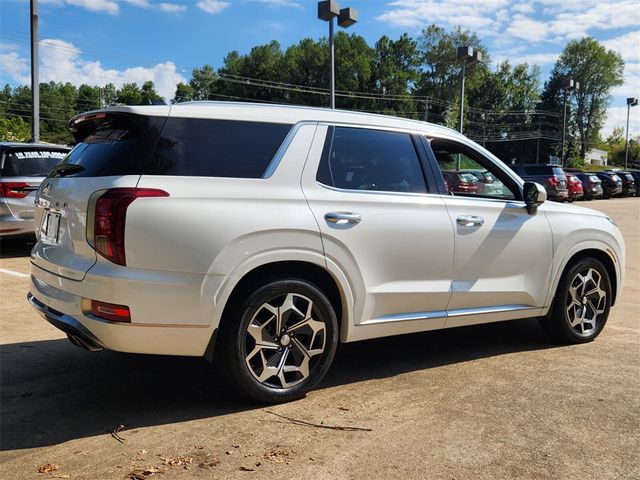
[
  {"xmin": 0, "ymin": 317, "xmax": 557, "ymax": 451},
  {"xmin": 0, "ymin": 238, "xmax": 35, "ymax": 258}
]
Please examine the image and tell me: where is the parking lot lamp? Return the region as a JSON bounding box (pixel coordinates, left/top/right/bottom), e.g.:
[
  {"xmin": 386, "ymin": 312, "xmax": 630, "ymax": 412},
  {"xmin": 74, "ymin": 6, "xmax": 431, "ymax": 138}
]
[
  {"xmin": 317, "ymin": 1, "xmax": 358, "ymax": 109},
  {"xmin": 457, "ymin": 46, "xmax": 482, "ymax": 135},
  {"xmin": 625, "ymin": 97, "xmax": 638, "ymax": 169},
  {"xmin": 560, "ymin": 79, "xmax": 579, "ymax": 166}
]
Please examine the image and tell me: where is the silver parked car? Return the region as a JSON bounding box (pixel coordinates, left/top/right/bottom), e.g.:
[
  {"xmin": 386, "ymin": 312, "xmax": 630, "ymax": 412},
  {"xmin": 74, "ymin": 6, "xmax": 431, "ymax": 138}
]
[{"xmin": 1, "ymin": 143, "xmax": 69, "ymax": 238}]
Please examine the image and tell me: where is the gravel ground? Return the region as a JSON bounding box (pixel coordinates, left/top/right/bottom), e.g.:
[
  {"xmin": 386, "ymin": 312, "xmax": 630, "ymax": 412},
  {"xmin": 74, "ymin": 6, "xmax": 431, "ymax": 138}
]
[{"xmin": 1, "ymin": 197, "xmax": 638, "ymax": 480}]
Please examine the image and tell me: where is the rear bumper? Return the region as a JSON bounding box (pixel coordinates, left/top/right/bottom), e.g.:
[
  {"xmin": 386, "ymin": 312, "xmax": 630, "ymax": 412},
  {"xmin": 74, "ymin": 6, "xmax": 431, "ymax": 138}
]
[
  {"xmin": 28, "ymin": 292, "xmax": 104, "ymax": 351},
  {"xmin": 28, "ymin": 262, "xmax": 225, "ymax": 356},
  {"xmin": 0, "ymin": 215, "xmax": 35, "ymax": 237}
]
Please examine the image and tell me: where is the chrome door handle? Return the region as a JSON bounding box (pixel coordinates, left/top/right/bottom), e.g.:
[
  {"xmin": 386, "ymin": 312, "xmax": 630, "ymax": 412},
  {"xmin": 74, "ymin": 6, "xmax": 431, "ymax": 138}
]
[
  {"xmin": 325, "ymin": 212, "xmax": 361, "ymax": 225},
  {"xmin": 456, "ymin": 215, "xmax": 484, "ymax": 227}
]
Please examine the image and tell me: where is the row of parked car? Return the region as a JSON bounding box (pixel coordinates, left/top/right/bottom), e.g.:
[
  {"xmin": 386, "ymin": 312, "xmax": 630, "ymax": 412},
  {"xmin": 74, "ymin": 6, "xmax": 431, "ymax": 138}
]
[{"xmin": 508, "ymin": 164, "xmax": 639, "ymax": 202}]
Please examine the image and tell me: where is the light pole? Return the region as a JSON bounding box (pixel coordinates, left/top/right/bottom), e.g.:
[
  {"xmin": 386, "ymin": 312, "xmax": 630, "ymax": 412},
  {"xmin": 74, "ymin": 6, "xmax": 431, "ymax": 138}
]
[
  {"xmin": 625, "ymin": 97, "xmax": 638, "ymax": 169},
  {"xmin": 317, "ymin": 1, "xmax": 357, "ymax": 109},
  {"xmin": 560, "ymin": 78, "xmax": 579, "ymax": 166},
  {"xmin": 30, "ymin": 0, "xmax": 39, "ymax": 143},
  {"xmin": 457, "ymin": 46, "xmax": 482, "ymax": 134}
]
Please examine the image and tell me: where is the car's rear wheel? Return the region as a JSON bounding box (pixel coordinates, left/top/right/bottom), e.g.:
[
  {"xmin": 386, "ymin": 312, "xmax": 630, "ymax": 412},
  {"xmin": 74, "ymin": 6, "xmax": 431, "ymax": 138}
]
[
  {"xmin": 540, "ymin": 257, "xmax": 611, "ymax": 343},
  {"xmin": 215, "ymin": 278, "xmax": 338, "ymax": 403}
]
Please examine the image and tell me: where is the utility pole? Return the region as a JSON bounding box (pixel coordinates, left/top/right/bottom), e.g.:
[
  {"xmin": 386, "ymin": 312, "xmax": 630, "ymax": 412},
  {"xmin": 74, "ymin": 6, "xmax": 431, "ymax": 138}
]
[
  {"xmin": 30, "ymin": 0, "xmax": 39, "ymax": 143},
  {"xmin": 423, "ymin": 99, "xmax": 429, "ymax": 122}
]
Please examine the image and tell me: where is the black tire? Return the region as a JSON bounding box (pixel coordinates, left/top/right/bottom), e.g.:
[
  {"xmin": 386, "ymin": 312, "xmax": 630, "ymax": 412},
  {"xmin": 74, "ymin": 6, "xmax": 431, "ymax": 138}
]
[
  {"xmin": 215, "ymin": 278, "xmax": 338, "ymax": 403},
  {"xmin": 540, "ymin": 257, "xmax": 611, "ymax": 344}
]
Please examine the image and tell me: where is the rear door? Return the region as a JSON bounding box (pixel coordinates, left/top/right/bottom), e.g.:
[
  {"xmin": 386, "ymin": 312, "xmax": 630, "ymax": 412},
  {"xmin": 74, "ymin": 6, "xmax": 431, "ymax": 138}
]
[
  {"xmin": 31, "ymin": 110, "xmax": 167, "ymax": 280},
  {"xmin": 301, "ymin": 124, "xmax": 454, "ymax": 331}
]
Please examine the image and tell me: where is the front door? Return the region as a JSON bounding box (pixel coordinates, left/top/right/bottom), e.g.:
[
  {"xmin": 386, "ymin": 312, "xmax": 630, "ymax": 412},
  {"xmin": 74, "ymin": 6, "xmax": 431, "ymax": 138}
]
[{"xmin": 425, "ymin": 136, "xmax": 552, "ymax": 327}]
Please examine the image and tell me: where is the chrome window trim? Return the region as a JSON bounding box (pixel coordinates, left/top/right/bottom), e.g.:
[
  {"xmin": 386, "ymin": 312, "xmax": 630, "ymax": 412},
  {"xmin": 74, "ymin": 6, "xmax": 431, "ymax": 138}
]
[{"xmin": 262, "ymin": 121, "xmax": 318, "ymax": 179}]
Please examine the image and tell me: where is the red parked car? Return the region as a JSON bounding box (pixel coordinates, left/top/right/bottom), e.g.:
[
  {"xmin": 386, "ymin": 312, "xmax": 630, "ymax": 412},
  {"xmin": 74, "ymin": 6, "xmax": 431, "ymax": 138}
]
[
  {"xmin": 442, "ymin": 171, "xmax": 479, "ymax": 194},
  {"xmin": 565, "ymin": 173, "xmax": 584, "ymax": 202}
]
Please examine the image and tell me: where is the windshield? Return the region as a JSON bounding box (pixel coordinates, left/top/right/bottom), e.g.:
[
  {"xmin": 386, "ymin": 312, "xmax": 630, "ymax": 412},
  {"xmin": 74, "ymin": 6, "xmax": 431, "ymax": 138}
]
[{"xmin": 1, "ymin": 149, "xmax": 68, "ymax": 177}]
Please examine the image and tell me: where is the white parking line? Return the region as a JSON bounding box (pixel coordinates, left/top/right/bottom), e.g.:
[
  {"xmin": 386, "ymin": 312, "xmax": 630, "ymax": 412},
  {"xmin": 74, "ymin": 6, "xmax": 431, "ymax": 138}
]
[{"xmin": 0, "ymin": 268, "xmax": 29, "ymax": 278}]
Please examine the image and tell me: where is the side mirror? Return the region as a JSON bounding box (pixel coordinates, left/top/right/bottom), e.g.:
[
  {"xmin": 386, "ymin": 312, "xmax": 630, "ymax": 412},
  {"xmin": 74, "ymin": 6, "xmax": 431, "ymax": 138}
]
[{"xmin": 523, "ymin": 181, "xmax": 546, "ymax": 214}]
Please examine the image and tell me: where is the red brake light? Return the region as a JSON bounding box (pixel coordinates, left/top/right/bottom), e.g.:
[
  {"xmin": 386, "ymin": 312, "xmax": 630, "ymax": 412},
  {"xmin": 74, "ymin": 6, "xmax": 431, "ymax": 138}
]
[
  {"xmin": 547, "ymin": 176, "xmax": 559, "ymax": 187},
  {"xmin": 1, "ymin": 182, "xmax": 30, "ymax": 198},
  {"xmin": 91, "ymin": 300, "xmax": 131, "ymax": 322},
  {"xmin": 92, "ymin": 188, "xmax": 168, "ymax": 266}
]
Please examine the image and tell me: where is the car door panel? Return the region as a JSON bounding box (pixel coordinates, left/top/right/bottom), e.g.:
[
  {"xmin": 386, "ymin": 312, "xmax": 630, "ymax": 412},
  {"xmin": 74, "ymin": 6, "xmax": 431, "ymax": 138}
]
[{"xmin": 301, "ymin": 124, "xmax": 455, "ymax": 332}]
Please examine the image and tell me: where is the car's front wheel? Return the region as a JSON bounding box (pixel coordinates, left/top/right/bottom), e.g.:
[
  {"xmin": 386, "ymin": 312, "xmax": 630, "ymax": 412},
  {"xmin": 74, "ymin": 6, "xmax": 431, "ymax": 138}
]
[
  {"xmin": 540, "ymin": 257, "xmax": 611, "ymax": 343},
  {"xmin": 216, "ymin": 278, "xmax": 338, "ymax": 403}
]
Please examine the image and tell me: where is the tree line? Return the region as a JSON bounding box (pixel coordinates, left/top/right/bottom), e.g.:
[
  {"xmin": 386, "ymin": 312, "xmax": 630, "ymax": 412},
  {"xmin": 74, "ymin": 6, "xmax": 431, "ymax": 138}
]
[{"xmin": 0, "ymin": 25, "xmax": 630, "ymax": 166}]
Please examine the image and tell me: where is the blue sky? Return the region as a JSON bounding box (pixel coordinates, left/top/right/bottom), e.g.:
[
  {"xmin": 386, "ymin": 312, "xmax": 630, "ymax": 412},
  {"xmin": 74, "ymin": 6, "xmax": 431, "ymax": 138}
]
[{"xmin": 0, "ymin": 0, "xmax": 638, "ymax": 136}]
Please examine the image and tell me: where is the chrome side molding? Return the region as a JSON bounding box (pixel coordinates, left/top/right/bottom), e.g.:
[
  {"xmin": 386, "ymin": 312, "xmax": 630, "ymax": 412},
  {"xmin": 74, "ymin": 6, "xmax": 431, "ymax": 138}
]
[{"xmin": 363, "ymin": 304, "xmax": 537, "ymax": 326}]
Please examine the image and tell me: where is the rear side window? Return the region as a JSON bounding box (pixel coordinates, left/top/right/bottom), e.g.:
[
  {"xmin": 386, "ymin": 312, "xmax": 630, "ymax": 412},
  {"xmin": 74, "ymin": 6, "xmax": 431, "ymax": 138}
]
[
  {"xmin": 1, "ymin": 149, "xmax": 67, "ymax": 177},
  {"xmin": 61, "ymin": 114, "xmax": 165, "ymax": 177},
  {"xmin": 316, "ymin": 126, "xmax": 426, "ymax": 193},
  {"xmin": 145, "ymin": 118, "xmax": 292, "ymax": 178},
  {"xmin": 523, "ymin": 165, "xmax": 552, "ymax": 176}
]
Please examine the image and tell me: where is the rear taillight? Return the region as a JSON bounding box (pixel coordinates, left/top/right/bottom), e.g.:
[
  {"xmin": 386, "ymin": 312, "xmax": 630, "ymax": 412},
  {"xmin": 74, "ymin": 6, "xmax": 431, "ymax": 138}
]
[
  {"xmin": 91, "ymin": 300, "xmax": 131, "ymax": 322},
  {"xmin": 0, "ymin": 182, "xmax": 30, "ymax": 198},
  {"xmin": 547, "ymin": 176, "xmax": 559, "ymax": 187},
  {"xmin": 92, "ymin": 188, "xmax": 168, "ymax": 266}
]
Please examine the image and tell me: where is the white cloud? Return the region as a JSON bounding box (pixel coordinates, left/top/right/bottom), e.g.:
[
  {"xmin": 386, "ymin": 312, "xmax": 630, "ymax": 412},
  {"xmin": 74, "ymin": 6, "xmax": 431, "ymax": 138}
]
[
  {"xmin": 377, "ymin": 0, "xmax": 640, "ymax": 45},
  {"xmin": 504, "ymin": 15, "xmax": 549, "ymax": 42},
  {"xmin": 41, "ymin": 0, "xmax": 189, "ymax": 14},
  {"xmin": 602, "ymin": 105, "xmax": 639, "ymax": 138},
  {"xmin": 612, "ymin": 62, "xmax": 640, "ymax": 98},
  {"xmin": 197, "ymin": 0, "xmax": 230, "ymax": 14},
  {"xmin": 63, "ymin": 0, "xmax": 119, "ymax": 15},
  {"xmin": 158, "ymin": 2, "xmax": 186, "ymax": 13},
  {"xmin": 604, "ymin": 31, "xmax": 640, "ymax": 63},
  {"xmin": 1, "ymin": 38, "xmax": 186, "ymax": 102},
  {"xmin": 0, "ymin": 51, "xmax": 30, "ymax": 85},
  {"xmin": 256, "ymin": 0, "xmax": 303, "ymax": 8},
  {"xmin": 493, "ymin": 52, "xmax": 559, "ymax": 66}
]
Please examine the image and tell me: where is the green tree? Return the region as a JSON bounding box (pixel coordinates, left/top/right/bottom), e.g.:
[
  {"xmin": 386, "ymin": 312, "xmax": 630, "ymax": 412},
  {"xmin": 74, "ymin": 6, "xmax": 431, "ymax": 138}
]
[
  {"xmin": 189, "ymin": 64, "xmax": 219, "ymax": 100},
  {"xmin": 173, "ymin": 82, "xmax": 194, "ymax": 103},
  {"xmin": 76, "ymin": 84, "xmax": 101, "ymax": 112},
  {"xmin": 544, "ymin": 37, "xmax": 624, "ymax": 158},
  {"xmin": 416, "ymin": 24, "xmax": 489, "ymax": 127},
  {"xmin": 0, "ymin": 116, "xmax": 31, "ymax": 141},
  {"xmin": 372, "ymin": 34, "xmax": 420, "ymax": 115},
  {"xmin": 102, "ymin": 83, "xmax": 118, "ymax": 106},
  {"xmin": 140, "ymin": 80, "xmax": 164, "ymax": 104},
  {"xmin": 116, "ymin": 83, "xmax": 143, "ymax": 105}
]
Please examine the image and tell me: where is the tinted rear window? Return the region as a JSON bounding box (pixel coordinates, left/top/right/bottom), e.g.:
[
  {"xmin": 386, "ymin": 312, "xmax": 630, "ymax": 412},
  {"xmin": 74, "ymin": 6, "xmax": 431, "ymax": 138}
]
[
  {"xmin": 523, "ymin": 165, "xmax": 553, "ymax": 176},
  {"xmin": 60, "ymin": 114, "xmax": 165, "ymax": 177},
  {"xmin": 145, "ymin": 118, "xmax": 292, "ymax": 178},
  {"xmin": 1, "ymin": 149, "xmax": 68, "ymax": 177}
]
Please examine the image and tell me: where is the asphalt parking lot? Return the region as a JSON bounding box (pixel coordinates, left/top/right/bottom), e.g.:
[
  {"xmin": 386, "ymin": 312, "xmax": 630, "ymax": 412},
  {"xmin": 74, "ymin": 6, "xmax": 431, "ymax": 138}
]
[{"xmin": 1, "ymin": 197, "xmax": 638, "ymax": 480}]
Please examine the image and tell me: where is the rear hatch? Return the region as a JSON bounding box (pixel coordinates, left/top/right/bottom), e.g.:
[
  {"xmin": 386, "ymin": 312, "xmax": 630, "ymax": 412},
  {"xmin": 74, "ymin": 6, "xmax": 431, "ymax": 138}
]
[
  {"xmin": 31, "ymin": 108, "xmax": 168, "ymax": 280},
  {"xmin": 1, "ymin": 147, "xmax": 67, "ymax": 221}
]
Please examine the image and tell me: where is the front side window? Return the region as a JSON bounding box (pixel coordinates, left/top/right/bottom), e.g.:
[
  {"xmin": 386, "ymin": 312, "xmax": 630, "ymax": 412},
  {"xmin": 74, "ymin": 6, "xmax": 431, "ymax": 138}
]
[
  {"xmin": 429, "ymin": 138, "xmax": 518, "ymax": 201},
  {"xmin": 316, "ymin": 126, "xmax": 427, "ymax": 194}
]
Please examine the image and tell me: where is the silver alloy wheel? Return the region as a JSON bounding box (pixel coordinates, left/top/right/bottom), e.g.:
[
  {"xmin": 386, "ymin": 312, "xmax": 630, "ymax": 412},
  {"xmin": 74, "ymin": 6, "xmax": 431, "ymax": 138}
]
[
  {"xmin": 244, "ymin": 293, "xmax": 326, "ymax": 389},
  {"xmin": 566, "ymin": 267, "xmax": 607, "ymax": 335}
]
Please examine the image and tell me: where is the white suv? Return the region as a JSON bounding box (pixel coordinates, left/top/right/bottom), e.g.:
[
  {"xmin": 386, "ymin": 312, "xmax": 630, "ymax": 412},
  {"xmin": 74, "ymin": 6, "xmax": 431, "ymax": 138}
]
[{"xmin": 29, "ymin": 102, "xmax": 625, "ymax": 403}]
